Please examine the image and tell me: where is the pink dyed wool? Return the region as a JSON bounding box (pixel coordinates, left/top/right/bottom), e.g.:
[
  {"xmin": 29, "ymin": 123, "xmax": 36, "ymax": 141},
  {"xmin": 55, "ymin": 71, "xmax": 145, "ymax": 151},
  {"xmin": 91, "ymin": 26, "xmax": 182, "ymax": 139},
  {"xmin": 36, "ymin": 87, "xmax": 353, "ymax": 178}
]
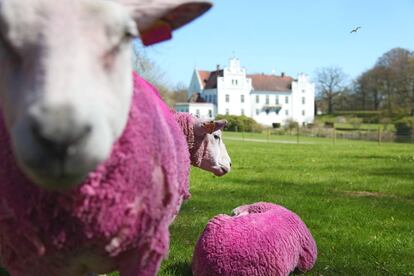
[
  {"xmin": 0, "ymin": 73, "xmax": 190, "ymax": 276},
  {"xmin": 192, "ymin": 202, "xmax": 317, "ymax": 276}
]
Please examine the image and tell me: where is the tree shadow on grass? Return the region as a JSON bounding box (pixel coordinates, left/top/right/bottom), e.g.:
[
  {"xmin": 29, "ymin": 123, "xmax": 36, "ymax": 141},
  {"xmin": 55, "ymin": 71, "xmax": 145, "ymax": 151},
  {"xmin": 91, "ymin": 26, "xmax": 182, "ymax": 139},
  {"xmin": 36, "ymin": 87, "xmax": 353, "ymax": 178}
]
[
  {"xmin": 370, "ymin": 167, "xmax": 414, "ymax": 182},
  {"xmin": 162, "ymin": 261, "xmax": 192, "ymax": 276}
]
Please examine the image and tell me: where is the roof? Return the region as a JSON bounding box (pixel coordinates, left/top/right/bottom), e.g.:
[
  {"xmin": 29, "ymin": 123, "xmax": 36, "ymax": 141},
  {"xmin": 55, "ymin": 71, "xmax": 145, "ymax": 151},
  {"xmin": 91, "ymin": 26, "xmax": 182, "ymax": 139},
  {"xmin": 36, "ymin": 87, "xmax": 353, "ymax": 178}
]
[
  {"xmin": 197, "ymin": 70, "xmax": 224, "ymax": 89},
  {"xmin": 197, "ymin": 70, "xmax": 211, "ymax": 88},
  {"xmin": 248, "ymin": 74, "xmax": 293, "ymax": 92},
  {"xmin": 196, "ymin": 69, "xmax": 293, "ymax": 92},
  {"xmin": 188, "ymin": 93, "xmax": 206, "ymax": 103}
]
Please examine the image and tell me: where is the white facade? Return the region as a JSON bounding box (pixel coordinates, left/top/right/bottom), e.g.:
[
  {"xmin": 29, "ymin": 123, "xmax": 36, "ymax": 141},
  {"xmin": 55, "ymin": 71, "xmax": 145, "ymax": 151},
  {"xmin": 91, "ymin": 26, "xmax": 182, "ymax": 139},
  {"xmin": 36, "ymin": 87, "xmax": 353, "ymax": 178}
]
[
  {"xmin": 175, "ymin": 102, "xmax": 215, "ymax": 120},
  {"xmin": 181, "ymin": 58, "xmax": 315, "ymax": 126}
]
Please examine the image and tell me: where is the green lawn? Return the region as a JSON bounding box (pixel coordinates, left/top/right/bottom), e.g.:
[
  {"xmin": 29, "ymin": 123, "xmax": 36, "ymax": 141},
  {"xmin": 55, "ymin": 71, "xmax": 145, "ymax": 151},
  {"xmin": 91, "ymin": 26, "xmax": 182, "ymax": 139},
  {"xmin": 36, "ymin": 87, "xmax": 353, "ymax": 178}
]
[
  {"xmin": 3, "ymin": 134, "xmax": 414, "ymax": 276},
  {"xmin": 158, "ymin": 134, "xmax": 414, "ymax": 275}
]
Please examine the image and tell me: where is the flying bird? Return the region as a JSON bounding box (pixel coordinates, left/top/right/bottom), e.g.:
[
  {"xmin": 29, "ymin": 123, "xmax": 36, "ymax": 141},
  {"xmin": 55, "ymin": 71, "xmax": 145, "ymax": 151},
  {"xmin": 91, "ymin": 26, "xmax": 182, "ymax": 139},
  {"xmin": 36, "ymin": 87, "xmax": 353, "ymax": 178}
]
[{"xmin": 350, "ymin": 26, "xmax": 362, "ymax": 33}]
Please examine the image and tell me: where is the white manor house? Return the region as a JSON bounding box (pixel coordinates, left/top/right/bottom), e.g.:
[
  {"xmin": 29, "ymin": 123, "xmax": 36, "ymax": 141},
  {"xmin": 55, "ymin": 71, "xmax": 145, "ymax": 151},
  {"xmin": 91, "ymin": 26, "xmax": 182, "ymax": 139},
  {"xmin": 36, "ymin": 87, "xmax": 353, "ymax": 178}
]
[{"xmin": 175, "ymin": 58, "xmax": 315, "ymax": 126}]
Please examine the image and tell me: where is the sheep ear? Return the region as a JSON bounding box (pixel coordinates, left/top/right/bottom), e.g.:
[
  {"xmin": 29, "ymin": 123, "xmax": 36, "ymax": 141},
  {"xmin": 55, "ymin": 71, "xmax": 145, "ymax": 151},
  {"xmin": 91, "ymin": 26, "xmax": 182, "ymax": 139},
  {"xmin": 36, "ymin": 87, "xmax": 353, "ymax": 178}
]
[
  {"xmin": 213, "ymin": 120, "xmax": 227, "ymax": 131},
  {"xmin": 195, "ymin": 120, "xmax": 227, "ymax": 135},
  {"xmin": 117, "ymin": 0, "xmax": 212, "ymax": 46}
]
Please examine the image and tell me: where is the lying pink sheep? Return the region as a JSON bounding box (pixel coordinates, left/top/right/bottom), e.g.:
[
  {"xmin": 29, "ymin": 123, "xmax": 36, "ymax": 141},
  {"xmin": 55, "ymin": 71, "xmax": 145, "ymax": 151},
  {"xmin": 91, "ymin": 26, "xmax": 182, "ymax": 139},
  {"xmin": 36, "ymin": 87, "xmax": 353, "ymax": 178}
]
[{"xmin": 192, "ymin": 202, "xmax": 318, "ymax": 276}]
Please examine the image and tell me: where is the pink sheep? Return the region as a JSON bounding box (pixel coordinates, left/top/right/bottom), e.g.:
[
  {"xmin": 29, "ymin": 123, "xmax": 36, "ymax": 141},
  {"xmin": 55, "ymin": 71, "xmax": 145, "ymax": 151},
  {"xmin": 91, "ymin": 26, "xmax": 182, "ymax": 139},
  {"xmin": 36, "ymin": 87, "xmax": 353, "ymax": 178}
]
[
  {"xmin": 141, "ymin": 80, "xmax": 231, "ymax": 222},
  {"xmin": 192, "ymin": 202, "xmax": 318, "ymax": 276},
  {"xmin": 0, "ymin": 73, "xmax": 188, "ymax": 276},
  {"xmin": 0, "ymin": 1, "xmax": 213, "ymax": 275}
]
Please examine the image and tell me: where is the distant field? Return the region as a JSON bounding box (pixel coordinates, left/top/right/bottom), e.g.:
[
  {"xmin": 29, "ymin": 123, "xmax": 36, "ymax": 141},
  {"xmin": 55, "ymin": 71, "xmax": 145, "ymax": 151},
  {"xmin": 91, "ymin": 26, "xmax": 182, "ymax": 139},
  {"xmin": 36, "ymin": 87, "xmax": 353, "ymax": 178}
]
[{"xmin": 2, "ymin": 134, "xmax": 414, "ymax": 276}]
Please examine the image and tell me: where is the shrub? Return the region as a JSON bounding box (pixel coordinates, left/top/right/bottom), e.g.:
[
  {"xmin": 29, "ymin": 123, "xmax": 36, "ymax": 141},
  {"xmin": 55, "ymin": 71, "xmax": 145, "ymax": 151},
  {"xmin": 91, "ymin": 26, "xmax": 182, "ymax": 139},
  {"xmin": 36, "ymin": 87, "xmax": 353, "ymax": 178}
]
[
  {"xmin": 272, "ymin": 123, "xmax": 281, "ymax": 129},
  {"xmin": 380, "ymin": 118, "xmax": 392, "ymax": 131},
  {"xmin": 284, "ymin": 119, "xmax": 299, "ymax": 134},
  {"xmin": 394, "ymin": 117, "xmax": 414, "ymax": 142},
  {"xmin": 349, "ymin": 117, "xmax": 363, "ymax": 129},
  {"xmin": 216, "ymin": 115, "xmax": 263, "ymax": 133}
]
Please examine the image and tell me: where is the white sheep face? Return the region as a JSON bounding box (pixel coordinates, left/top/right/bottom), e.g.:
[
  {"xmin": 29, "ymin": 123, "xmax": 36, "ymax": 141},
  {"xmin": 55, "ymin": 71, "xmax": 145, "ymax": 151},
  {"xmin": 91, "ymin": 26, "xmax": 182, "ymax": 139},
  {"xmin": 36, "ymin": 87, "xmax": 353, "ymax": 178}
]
[
  {"xmin": 194, "ymin": 120, "xmax": 232, "ymax": 176},
  {"xmin": 203, "ymin": 129, "xmax": 232, "ymax": 176},
  {"xmin": 0, "ymin": 0, "xmax": 136, "ymax": 189}
]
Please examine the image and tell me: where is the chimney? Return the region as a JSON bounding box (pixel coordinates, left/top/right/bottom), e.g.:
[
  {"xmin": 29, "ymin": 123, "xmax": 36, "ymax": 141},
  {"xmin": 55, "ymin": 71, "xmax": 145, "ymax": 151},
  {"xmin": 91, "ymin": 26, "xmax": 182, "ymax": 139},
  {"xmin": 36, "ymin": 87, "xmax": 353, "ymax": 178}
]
[
  {"xmin": 281, "ymin": 72, "xmax": 285, "ymax": 78},
  {"xmin": 216, "ymin": 64, "xmax": 220, "ymax": 71}
]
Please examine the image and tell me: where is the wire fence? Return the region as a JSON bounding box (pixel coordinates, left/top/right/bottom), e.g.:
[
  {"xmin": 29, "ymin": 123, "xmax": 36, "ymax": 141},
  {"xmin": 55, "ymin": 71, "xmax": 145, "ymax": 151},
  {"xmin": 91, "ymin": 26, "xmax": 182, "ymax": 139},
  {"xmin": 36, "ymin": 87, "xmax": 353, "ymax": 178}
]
[{"xmin": 229, "ymin": 126, "xmax": 414, "ymax": 145}]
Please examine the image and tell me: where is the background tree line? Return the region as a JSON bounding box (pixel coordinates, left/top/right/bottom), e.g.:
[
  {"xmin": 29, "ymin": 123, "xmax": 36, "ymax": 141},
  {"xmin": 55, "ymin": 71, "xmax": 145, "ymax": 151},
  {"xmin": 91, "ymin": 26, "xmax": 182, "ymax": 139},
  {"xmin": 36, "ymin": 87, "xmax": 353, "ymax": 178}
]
[
  {"xmin": 132, "ymin": 41, "xmax": 188, "ymax": 106},
  {"xmin": 316, "ymin": 47, "xmax": 414, "ymax": 117}
]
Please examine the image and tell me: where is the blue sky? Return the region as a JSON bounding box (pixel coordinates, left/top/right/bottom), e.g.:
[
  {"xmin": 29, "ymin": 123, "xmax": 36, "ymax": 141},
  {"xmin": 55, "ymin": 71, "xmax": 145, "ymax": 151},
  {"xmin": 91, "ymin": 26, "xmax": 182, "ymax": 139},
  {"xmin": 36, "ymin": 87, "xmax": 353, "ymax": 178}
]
[{"xmin": 138, "ymin": 0, "xmax": 414, "ymax": 86}]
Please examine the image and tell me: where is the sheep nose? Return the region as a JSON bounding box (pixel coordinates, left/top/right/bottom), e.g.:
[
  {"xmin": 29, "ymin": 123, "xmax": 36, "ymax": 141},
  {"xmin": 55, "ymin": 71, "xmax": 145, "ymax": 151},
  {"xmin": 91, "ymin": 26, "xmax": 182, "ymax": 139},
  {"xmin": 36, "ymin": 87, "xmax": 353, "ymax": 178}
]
[{"xmin": 30, "ymin": 113, "xmax": 92, "ymax": 161}]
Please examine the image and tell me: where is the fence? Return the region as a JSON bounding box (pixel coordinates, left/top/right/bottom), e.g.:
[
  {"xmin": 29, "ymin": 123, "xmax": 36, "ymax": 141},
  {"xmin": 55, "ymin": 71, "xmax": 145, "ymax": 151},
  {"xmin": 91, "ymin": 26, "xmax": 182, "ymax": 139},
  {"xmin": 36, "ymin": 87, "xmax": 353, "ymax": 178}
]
[{"xmin": 230, "ymin": 126, "xmax": 414, "ymax": 144}]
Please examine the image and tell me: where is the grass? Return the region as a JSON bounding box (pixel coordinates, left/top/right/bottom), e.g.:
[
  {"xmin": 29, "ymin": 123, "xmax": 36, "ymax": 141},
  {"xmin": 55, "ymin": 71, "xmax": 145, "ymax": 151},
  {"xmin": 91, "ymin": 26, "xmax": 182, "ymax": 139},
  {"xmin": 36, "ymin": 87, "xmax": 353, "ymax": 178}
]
[
  {"xmin": 3, "ymin": 134, "xmax": 414, "ymax": 275},
  {"xmin": 158, "ymin": 133, "xmax": 414, "ymax": 275}
]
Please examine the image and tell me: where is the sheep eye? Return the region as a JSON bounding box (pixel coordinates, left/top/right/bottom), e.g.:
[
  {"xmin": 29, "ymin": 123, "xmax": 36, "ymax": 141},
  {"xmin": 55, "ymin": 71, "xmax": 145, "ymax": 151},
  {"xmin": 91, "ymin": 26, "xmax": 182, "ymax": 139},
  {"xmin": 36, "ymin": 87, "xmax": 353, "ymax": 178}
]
[
  {"xmin": 213, "ymin": 134, "xmax": 220, "ymax": 140},
  {"xmin": 123, "ymin": 21, "xmax": 138, "ymax": 42},
  {"xmin": 121, "ymin": 29, "xmax": 136, "ymax": 44},
  {"xmin": 102, "ymin": 28, "xmax": 136, "ymax": 69}
]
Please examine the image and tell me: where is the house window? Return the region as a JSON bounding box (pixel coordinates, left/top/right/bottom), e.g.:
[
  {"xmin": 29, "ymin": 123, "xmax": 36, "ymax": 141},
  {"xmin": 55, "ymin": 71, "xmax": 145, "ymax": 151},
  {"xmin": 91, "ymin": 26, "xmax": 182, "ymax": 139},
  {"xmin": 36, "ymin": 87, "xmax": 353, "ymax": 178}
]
[
  {"xmin": 256, "ymin": 95, "xmax": 259, "ymax": 103},
  {"xmin": 241, "ymin": 109, "xmax": 244, "ymax": 116},
  {"xmin": 241, "ymin": 95, "xmax": 245, "ymax": 103},
  {"xmin": 276, "ymin": 96, "xmax": 279, "ymax": 105},
  {"xmin": 285, "ymin": 96, "xmax": 289, "ymax": 104},
  {"xmin": 266, "ymin": 95, "xmax": 269, "ymax": 104},
  {"xmin": 225, "ymin": 94, "xmax": 230, "ymax": 103},
  {"xmin": 302, "ymin": 89, "xmax": 305, "ymax": 93},
  {"xmin": 285, "ymin": 110, "xmax": 289, "ymax": 116},
  {"xmin": 302, "ymin": 110, "xmax": 305, "ymax": 116},
  {"xmin": 208, "ymin": 109, "xmax": 212, "ymax": 118},
  {"xmin": 256, "ymin": 109, "xmax": 259, "ymax": 115},
  {"xmin": 302, "ymin": 97, "xmax": 306, "ymax": 104},
  {"xmin": 196, "ymin": 109, "xmax": 200, "ymax": 117},
  {"xmin": 225, "ymin": 109, "xmax": 229, "ymax": 115}
]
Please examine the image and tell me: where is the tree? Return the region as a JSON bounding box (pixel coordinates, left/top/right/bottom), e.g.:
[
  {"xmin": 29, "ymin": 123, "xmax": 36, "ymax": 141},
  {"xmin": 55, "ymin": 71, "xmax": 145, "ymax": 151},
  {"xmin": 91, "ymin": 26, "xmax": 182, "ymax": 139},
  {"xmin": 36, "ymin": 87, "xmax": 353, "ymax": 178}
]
[
  {"xmin": 132, "ymin": 40, "xmax": 185, "ymax": 107},
  {"xmin": 315, "ymin": 66, "xmax": 348, "ymax": 114},
  {"xmin": 353, "ymin": 48, "xmax": 414, "ymax": 116},
  {"xmin": 376, "ymin": 48, "xmax": 413, "ymax": 115},
  {"xmin": 170, "ymin": 83, "xmax": 189, "ymax": 103},
  {"xmin": 355, "ymin": 66, "xmax": 390, "ymax": 111}
]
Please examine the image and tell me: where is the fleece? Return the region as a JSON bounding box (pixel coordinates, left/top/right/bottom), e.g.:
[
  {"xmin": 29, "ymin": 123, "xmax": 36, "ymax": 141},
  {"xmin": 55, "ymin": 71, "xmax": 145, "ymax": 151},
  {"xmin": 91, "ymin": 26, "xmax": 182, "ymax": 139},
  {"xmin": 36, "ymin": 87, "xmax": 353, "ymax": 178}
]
[
  {"xmin": 192, "ymin": 202, "xmax": 317, "ymax": 276},
  {"xmin": 173, "ymin": 112, "xmax": 208, "ymax": 168},
  {"xmin": 0, "ymin": 72, "xmax": 190, "ymax": 276}
]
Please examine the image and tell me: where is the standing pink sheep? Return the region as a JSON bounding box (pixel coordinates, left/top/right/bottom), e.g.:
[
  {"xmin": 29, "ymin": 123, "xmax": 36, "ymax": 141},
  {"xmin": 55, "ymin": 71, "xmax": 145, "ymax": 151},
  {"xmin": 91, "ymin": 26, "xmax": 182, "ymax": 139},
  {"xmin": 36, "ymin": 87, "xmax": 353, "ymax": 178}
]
[
  {"xmin": 0, "ymin": 0, "xmax": 212, "ymax": 275},
  {"xmin": 192, "ymin": 202, "xmax": 318, "ymax": 276},
  {"xmin": 0, "ymin": 73, "xmax": 191, "ymax": 276}
]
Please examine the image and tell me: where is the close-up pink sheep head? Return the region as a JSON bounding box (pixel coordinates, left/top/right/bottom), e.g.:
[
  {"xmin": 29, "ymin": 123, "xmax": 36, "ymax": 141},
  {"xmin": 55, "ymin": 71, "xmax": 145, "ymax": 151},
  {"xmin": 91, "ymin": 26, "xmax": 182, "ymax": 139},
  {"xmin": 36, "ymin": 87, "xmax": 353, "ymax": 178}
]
[{"xmin": 0, "ymin": 0, "xmax": 211, "ymax": 190}]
